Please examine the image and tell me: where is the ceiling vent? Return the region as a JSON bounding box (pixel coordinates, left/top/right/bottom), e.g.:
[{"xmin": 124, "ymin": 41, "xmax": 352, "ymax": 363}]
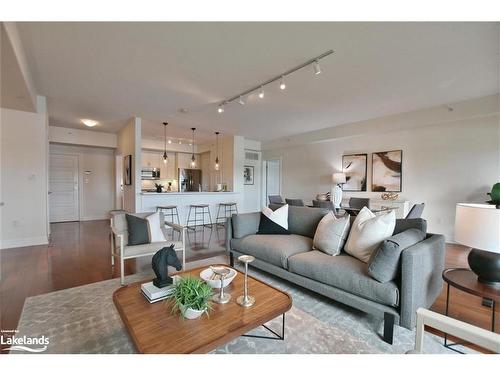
[{"xmin": 245, "ymin": 151, "xmax": 259, "ymax": 161}]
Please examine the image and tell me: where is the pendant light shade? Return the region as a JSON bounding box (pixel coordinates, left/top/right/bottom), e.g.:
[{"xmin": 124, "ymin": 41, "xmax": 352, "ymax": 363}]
[
  {"xmin": 214, "ymin": 132, "xmax": 220, "ymax": 171},
  {"xmin": 190, "ymin": 128, "xmax": 196, "ymax": 168},
  {"xmin": 162, "ymin": 122, "xmax": 168, "ymax": 164}
]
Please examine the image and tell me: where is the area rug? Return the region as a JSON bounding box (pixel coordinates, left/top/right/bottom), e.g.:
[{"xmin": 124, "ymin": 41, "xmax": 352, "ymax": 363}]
[{"xmin": 13, "ymin": 266, "xmax": 463, "ymax": 354}]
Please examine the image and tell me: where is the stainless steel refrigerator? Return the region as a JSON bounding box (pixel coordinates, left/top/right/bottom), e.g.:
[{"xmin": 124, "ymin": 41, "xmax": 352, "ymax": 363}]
[{"xmin": 178, "ymin": 168, "xmax": 202, "ymax": 192}]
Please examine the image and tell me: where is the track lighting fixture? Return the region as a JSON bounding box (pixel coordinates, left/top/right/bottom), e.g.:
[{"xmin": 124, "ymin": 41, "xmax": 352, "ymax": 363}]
[
  {"xmin": 258, "ymin": 86, "xmax": 265, "ymax": 99},
  {"xmin": 162, "ymin": 122, "xmax": 168, "ymax": 164},
  {"xmin": 313, "ymin": 60, "xmax": 321, "ymax": 75},
  {"xmin": 280, "ymin": 76, "xmax": 286, "ymax": 90},
  {"xmin": 215, "ymin": 50, "xmax": 332, "ymax": 111}
]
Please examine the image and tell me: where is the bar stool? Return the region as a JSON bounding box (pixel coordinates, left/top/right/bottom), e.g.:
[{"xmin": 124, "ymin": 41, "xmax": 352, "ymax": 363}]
[
  {"xmin": 156, "ymin": 205, "xmax": 180, "ymax": 225},
  {"xmin": 216, "ymin": 202, "xmax": 238, "ymax": 227},
  {"xmin": 186, "ymin": 204, "xmax": 213, "ymax": 230}
]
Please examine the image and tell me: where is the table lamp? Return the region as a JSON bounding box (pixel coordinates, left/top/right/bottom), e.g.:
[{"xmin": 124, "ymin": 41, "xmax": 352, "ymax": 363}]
[
  {"xmin": 332, "ymin": 172, "xmax": 346, "ymax": 209},
  {"xmin": 454, "ymin": 203, "xmax": 500, "ymax": 285}
]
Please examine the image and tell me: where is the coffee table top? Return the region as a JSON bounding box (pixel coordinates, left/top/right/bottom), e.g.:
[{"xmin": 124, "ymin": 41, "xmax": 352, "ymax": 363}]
[{"xmin": 113, "ymin": 265, "xmax": 292, "ymax": 353}]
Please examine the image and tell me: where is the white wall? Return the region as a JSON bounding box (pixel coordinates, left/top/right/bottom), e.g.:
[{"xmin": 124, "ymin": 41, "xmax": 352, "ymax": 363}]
[
  {"xmin": 117, "ymin": 117, "xmax": 141, "ymax": 212},
  {"xmin": 49, "ymin": 144, "xmax": 115, "ymax": 220},
  {"xmin": 49, "ymin": 126, "xmax": 117, "ymax": 148},
  {"xmin": 263, "ymin": 96, "xmax": 500, "ymax": 241},
  {"xmin": 0, "ymin": 96, "xmax": 49, "ymax": 249},
  {"xmin": 243, "ymin": 149, "xmax": 262, "ymax": 212}
]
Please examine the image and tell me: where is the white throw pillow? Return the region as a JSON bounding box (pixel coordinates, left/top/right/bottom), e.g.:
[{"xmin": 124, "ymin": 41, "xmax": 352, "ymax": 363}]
[
  {"xmin": 313, "ymin": 212, "xmax": 351, "ymax": 256},
  {"xmin": 262, "ymin": 204, "xmax": 289, "ymax": 230},
  {"xmin": 344, "ymin": 207, "xmax": 396, "ymax": 263},
  {"xmin": 145, "ymin": 212, "xmax": 167, "ymax": 242}
]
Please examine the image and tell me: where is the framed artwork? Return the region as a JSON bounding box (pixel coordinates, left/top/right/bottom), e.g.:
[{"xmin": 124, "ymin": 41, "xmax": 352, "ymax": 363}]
[
  {"xmin": 244, "ymin": 165, "xmax": 254, "ymax": 185},
  {"xmin": 342, "ymin": 154, "xmax": 367, "ymax": 191},
  {"xmin": 371, "ymin": 150, "xmax": 402, "ymax": 192},
  {"xmin": 124, "ymin": 155, "xmax": 132, "ymax": 185}
]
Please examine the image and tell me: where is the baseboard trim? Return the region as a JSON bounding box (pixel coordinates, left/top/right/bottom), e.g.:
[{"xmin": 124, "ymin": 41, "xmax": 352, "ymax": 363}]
[
  {"xmin": 0, "ymin": 236, "xmax": 49, "ymax": 250},
  {"xmin": 80, "ymin": 216, "xmax": 108, "ymax": 221}
]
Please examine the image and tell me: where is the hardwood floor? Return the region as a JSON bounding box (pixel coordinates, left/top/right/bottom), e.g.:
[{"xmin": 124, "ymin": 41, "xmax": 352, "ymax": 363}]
[{"xmin": 0, "ymin": 219, "xmax": 497, "ymax": 353}]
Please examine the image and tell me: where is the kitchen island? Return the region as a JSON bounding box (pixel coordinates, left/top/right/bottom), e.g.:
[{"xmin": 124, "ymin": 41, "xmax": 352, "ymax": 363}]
[{"xmin": 140, "ymin": 191, "xmax": 244, "ymax": 225}]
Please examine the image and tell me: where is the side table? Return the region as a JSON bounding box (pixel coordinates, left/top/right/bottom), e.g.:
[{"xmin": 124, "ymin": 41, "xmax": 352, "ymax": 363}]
[{"xmin": 442, "ymin": 268, "xmax": 500, "ymax": 352}]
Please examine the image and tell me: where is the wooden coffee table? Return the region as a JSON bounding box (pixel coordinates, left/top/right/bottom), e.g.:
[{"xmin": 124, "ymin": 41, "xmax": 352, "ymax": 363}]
[{"xmin": 113, "ymin": 265, "xmax": 293, "ymax": 353}]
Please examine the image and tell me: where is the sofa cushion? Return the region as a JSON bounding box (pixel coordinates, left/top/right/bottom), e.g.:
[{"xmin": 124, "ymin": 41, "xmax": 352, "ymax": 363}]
[
  {"xmin": 344, "ymin": 207, "xmax": 396, "ymax": 263},
  {"xmin": 230, "ymin": 234, "xmax": 312, "ymax": 269},
  {"xmin": 231, "ymin": 212, "xmax": 260, "ymax": 239},
  {"xmin": 313, "ymin": 213, "xmax": 350, "ymax": 255},
  {"xmin": 368, "ymin": 228, "xmax": 426, "ymax": 283},
  {"xmin": 257, "ymin": 212, "xmax": 290, "ymax": 235},
  {"xmin": 262, "ymin": 205, "xmax": 289, "ymax": 230},
  {"xmin": 279, "ymin": 205, "xmax": 329, "ymax": 238},
  {"xmin": 288, "ymin": 250, "xmax": 399, "ymax": 307},
  {"xmin": 394, "ymin": 218, "xmax": 427, "ymax": 235}
]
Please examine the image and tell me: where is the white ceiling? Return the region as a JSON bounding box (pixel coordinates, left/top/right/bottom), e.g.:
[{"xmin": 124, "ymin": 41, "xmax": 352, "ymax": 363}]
[{"xmin": 16, "ymin": 22, "xmax": 499, "ymax": 141}]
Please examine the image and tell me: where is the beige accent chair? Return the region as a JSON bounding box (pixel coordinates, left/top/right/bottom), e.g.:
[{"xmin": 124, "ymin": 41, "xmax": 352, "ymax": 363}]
[{"xmin": 110, "ymin": 212, "xmax": 186, "ymax": 285}]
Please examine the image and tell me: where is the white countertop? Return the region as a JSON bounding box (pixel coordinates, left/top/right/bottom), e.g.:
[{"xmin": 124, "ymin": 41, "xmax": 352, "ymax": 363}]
[{"xmin": 141, "ymin": 191, "xmax": 238, "ymax": 195}]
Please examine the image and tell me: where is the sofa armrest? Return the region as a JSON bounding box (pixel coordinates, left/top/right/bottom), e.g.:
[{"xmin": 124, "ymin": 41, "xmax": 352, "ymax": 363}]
[{"xmin": 400, "ymin": 233, "xmax": 445, "ymax": 329}]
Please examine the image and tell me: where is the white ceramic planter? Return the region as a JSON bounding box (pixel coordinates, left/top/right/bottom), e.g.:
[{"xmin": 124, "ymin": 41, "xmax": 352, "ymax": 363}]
[{"xmin": 180, "ymin": 304, "xmax": 205, "ymax": 319}]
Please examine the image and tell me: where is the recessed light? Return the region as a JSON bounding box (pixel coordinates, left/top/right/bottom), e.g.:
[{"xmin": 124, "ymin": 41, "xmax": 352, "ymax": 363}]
[
  {"xmin": 81, "ymin": 119, "xmax": 98, "ymax": 127},
  {"xmin": 168, "ymin": 139, "xmax": 172, "ymax": 144}
]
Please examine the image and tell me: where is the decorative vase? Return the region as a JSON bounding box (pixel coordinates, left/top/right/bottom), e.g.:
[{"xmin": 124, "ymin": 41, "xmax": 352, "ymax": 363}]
[
  {"xmin": 180, "ymin": 304, "xmax": 205, "ymax": 319},
  {"xmin": 332, "ymin": 185, "xmax": 343, "ymax": 209},
  {"xmin": 156, "ymin": 187, "xmax": 163, "ymax": 193}
]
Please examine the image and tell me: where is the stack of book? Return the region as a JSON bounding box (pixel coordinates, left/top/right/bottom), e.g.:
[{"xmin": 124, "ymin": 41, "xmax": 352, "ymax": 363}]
[{"xmin": 141, "ymin": 276, "xmax": 179, "ymax": 303}]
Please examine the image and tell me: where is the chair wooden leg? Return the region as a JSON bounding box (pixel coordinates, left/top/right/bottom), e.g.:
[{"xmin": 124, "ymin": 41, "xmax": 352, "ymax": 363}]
[
  {"xmin": 230, "ymin": 252, "xmax": 234, "ymax": 267},
  {"xmin": 120, "ymin": 257, "xmax": 125, "ymax": 286}
]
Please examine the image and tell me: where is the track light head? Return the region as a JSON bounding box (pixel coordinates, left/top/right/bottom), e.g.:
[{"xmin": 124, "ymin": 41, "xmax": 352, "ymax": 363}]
[
  {"xmin": 168, "ymin": 139, "xmax": 172, "ymax": 144},
  {"xmin": 258, "ymin": 86, "xmax": 265, "ymax": 99},
  {"xmin": 313, "ymin": 60, "xmax": 321, "ymax": 75},
  {"xmin": 218, "ymin": 104, "xmax": 224, "ymax": 113},
  {"xmin": 238, "ymin": 95, "xmax": 245, "ymax": 105},
  {"xmin": 280, "ymin": 76, "xmax": 286, "ymax": 90}
]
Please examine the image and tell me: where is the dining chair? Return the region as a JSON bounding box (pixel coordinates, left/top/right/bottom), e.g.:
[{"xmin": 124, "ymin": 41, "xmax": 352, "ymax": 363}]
[
  {"xmin": 312, "ymin": 199, "xmax": 335, "ymax": 210},
  {"xmin": 268, "ymin": 195, "xmax": 284, "ymax": 204},
  {"xmin": 406, "ymin": 203, "xmax": 425, "ymax": 219},
  {"xmin": 348, "ymin": 197, "xmax": 370, "ymax": 210},
  {"xmin": 285, "ymin": 198, "xmax": 304, "ymax": 206}
]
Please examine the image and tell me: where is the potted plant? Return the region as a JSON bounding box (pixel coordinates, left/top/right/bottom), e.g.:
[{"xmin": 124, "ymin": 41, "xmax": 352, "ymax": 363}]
[
  {"xmin": 155, "ymin": 183, "xmax": 164, "ymax": 193},
  {"xmin": 486, "ymin": 182, "xmax": 500, "ymax": 209},
  {"xmin": 170, "ymin": 276, "xmax": 213, "ymax": 319}
]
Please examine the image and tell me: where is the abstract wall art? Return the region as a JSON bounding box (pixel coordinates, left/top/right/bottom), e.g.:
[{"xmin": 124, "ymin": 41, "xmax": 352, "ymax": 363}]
[
  {"xmin": 342, "ymin": 154, "xmax": 367, "ymax": 191},
  {"xmin": 371, "ymin": 150, "xmax": 402, "ymax": 192}
]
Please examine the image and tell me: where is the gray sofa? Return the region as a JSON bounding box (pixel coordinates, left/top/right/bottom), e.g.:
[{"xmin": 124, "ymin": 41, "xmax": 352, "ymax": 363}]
[{"xmin": 225, "ymin": 205, "xmax": 445, "ymax": 344}]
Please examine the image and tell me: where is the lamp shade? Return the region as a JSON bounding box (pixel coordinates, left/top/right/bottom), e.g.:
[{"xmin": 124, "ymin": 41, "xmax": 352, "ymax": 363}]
[
  {"xmin": 332, "ymin": 172, "xmax": 346, "ymax": 184},
  {"xmin": 455, "ymin": 204, "xmax": 500, "ymax": 253}
]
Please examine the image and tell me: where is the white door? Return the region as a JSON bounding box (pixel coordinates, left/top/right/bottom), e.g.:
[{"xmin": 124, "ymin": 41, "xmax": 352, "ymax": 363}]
[
  {"xmin": 49, "ymin": 154, "xmax": 79, "ymax": 222},
  {"xmin": 264, "ymin": 159, "xmax": 281, "ymax": 204}
]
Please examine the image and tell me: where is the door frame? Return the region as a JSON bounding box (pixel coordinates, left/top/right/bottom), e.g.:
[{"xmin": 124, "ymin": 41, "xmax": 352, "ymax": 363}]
[
  {"xmin": 49, "ymin": 152, "xmax": 81, "ymax": 222},
  {"xmin": 262, "ymin": 157, "xmax": 282, "ymax": 207}
]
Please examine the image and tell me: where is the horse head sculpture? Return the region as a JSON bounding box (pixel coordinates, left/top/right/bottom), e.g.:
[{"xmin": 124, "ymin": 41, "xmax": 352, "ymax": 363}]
[{"xmin": 152, "ymin": 244, "xmax": 182, "ymax": 288}]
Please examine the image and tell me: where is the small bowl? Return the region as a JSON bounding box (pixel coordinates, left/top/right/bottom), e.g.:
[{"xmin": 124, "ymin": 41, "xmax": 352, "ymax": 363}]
[{"xmin": 200, "ymin": 267, "xmax": 237, "ymax": 289}]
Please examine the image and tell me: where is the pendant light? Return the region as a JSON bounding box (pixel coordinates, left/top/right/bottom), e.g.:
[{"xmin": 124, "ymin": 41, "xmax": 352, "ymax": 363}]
[
  {"xmin": 190, "ymin": 128, "xmax": 196, "ymax": 168},
  {"xmin": 162, "ymin": 122, "xmax": 168, "ymax": 164},
  {"xmin": 214, "ymin": 131, "xmax": 220, "ymax": 171}
]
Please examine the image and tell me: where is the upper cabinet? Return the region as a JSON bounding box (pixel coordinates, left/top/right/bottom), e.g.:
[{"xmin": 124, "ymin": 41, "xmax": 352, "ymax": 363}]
[
  {"xmin": 141, "ymin": 150, "xmax": 177, "ymax": 180},
  {"xmin": 177, "ymin": 153, "xmax": 201, "ymax": 170}
]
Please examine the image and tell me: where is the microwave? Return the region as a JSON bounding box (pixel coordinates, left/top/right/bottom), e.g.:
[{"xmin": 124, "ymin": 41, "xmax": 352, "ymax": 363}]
[{"xmin": 141, "ymin": 168, "xmax": 160, "ymax": 180}]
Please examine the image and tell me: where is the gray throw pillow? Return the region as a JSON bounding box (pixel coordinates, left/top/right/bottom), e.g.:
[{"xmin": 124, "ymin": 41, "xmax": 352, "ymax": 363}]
[
  {"xmin": 313, "ymin": 213, "xmax": 350, "ymax": 256},
  {"xmin": 126, "ymin": 214, "xmax": 150, "ymax": 246},
  {"xmin": 368, "ymin": 228, "xmax": 426, "ymax": 283}
]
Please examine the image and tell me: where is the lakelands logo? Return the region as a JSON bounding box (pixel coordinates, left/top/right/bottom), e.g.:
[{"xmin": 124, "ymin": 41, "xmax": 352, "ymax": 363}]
[{"xmin": 1, "ymin": 330, "xmax": 49, "ymax": 353}]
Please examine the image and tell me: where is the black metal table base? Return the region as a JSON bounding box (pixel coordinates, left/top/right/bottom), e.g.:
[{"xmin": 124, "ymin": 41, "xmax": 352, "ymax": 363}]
[{"xmin": 242, "ymin": 313, "xmax": 285, "ymax": 341}]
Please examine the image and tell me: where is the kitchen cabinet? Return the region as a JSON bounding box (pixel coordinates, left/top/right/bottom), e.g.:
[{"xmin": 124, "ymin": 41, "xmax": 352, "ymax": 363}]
[
  {"xmin": 142, "ymin": 151, "xmax": 161, "ymax": 169},
  {"xmin": 160, "ymin": 152, "xmax": 177, "ymax": 180},
  {"xmin": 177, "ymin": 153, "xmax": 201, "ymax": 170}
]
